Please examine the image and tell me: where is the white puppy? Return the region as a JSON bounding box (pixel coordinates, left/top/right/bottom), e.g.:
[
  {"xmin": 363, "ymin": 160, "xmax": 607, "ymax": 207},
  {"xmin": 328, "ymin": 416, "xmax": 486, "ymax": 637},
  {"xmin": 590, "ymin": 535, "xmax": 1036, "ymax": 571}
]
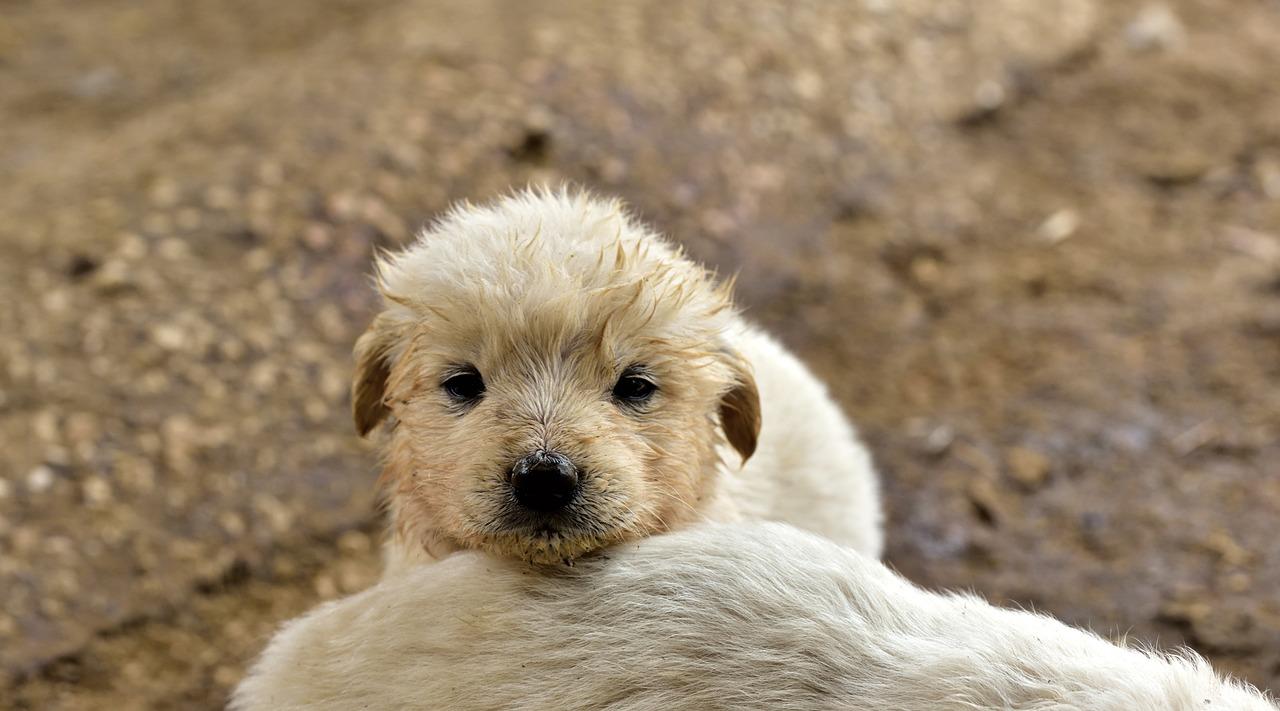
[
  {"xmin": 233, "ymin": 522, "xmax": 1275, "ymax": 711},
  {"xmin": 353, "ymin": 189, "xmax": 881, "ymax": 568}
]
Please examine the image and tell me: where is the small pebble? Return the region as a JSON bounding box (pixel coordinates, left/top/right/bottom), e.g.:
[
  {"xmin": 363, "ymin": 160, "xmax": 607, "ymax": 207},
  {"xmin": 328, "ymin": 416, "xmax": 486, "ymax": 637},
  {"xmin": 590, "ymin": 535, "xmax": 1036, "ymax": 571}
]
[
  {"xmin": 1125, "ymin": 4, "xmax": 1186, "ymax": 53},
  {"xmin": 1037, "ymin": 209, "xmax": 1080, "ymax": 244},
  {"xmin": 27, "ymin": 465, "xmax": 55, "ymax": 493},
  {"xmin": 82, "ymin": 476, "xmax": 112, "ymax": 505},
  {"xmin": 1005, "ymin": 446, "xmax": 1051, "ymax": 488}
]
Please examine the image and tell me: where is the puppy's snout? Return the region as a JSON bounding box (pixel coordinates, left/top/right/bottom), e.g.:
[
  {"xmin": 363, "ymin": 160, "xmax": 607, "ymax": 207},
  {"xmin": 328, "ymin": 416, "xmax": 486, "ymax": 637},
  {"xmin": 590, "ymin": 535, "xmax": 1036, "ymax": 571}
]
[{"xmin": 509, "ymin": 451, "xmax": 580, "ymax": 513}]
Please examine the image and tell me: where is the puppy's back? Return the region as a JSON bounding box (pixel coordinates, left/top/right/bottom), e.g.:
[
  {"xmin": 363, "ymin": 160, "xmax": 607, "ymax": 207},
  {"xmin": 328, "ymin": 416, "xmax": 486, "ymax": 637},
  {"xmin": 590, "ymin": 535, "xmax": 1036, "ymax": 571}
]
[{"xmin": 233, "ymin": 523, "xmax": 1274, "ymax": 711}]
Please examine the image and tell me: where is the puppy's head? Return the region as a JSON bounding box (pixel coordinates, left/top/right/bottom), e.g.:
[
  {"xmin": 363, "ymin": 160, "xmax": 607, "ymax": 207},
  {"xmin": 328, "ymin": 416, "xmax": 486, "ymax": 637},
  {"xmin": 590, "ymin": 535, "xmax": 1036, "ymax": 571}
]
[{"xmin": 353, "ymin": 190, "xmax": 759, "ymax": 564}]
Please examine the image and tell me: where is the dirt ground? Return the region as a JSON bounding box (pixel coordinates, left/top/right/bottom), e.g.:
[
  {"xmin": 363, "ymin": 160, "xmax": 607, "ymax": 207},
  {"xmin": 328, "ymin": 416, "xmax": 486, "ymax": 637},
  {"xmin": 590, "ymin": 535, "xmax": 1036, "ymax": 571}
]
[{"xmin": 2, "ymin": 0, "xmax": 1278, "ymax": 708}]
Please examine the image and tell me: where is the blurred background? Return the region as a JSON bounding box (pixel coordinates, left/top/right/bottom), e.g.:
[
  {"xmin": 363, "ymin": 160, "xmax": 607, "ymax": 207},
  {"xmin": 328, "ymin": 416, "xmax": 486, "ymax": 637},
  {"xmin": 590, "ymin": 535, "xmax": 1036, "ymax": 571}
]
[{"xmin": 2, "ymin": 0, "xmax": 1279, "ymax": 708}]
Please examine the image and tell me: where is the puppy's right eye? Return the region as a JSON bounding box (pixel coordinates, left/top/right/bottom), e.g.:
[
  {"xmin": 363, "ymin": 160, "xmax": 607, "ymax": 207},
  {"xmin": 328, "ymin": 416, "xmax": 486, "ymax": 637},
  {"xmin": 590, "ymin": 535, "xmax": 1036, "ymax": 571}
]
[{"xmin": 442, "ymin": 368, "xmax": 486, "ymax": 404}]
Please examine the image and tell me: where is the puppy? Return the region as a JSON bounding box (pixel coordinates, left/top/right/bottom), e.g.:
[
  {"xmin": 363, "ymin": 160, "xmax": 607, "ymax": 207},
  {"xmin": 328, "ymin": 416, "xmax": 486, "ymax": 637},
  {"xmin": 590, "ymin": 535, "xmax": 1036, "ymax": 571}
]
[
  {"xmin": 353, "ymin": 189, "xmax": 881, "ymax": 567},
  {"xmin": 232, "ymin": 521, "xmax": 1277, "ymax": 711}
]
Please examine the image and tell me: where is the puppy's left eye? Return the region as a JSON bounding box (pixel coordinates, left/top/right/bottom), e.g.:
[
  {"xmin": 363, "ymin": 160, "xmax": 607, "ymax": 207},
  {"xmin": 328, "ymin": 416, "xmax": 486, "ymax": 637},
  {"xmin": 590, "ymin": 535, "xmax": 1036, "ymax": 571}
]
[{"xmin": 612, "ymin": 368, "xmax": 657, "ymax": 404}]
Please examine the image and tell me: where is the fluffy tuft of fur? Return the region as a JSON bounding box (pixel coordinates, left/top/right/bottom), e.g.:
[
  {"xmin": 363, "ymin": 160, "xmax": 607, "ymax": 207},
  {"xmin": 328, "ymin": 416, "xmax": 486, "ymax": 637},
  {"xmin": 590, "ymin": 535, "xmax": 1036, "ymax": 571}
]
[
  {"xmin": 353, "ymin": 188, "xmax": 880, "ymax": 566},
  {"xmin": 233, "ymin": 522, "xmax": 1276, "ymax": 711}
]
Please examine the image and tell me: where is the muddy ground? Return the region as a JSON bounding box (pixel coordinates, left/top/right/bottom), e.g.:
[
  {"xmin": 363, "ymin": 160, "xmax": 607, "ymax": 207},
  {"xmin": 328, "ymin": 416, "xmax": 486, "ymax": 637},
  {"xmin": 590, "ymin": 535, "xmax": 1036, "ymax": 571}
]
[{"xmin": 1, "ymin": 0, "xmax": 1278, "ymax": 708}]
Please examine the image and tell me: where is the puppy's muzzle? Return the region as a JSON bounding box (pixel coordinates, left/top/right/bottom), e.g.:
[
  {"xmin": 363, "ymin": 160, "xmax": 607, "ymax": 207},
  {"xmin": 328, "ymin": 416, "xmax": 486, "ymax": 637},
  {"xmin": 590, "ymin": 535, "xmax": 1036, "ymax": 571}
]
[{"xmin": 509, "ymin": 451, "xmax": 580, "ymax": 513}]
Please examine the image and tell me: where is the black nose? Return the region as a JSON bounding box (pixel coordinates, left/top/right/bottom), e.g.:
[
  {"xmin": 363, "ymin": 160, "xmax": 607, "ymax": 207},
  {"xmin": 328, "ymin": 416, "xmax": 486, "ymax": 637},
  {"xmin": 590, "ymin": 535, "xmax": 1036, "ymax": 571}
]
[{"xmin": 509, "ymin": 451, "xmax": 580, "ymax": 512}]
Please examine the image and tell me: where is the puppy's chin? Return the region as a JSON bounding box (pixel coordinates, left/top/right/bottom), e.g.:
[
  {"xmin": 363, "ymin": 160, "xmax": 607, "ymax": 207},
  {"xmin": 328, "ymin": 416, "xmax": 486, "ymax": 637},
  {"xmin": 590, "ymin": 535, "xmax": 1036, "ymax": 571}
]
[
  {"xmin": 455, "ymin": 483, "xmax": 657, "ymax": 564},
  {"xmin": 471, "ymin": 526, "xmax": 632, "ymax": 565}
]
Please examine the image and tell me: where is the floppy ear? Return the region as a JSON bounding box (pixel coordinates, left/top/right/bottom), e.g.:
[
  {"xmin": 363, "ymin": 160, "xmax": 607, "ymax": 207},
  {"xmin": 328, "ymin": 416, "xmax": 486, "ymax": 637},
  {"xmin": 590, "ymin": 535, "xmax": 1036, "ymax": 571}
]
[
  {"xmin": 718, "ymin": 357, "xmax": 761, "ymax": 463},
  {"xmin": 351, "ymin": 314, "xmax": 401, "ymax": 437}
]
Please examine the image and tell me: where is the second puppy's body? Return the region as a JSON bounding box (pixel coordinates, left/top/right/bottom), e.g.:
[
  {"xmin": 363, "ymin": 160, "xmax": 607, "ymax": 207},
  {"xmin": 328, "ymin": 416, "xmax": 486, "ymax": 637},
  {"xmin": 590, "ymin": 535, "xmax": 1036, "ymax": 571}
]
[
  {"xmin": 357, "ymin": 190, "xmax": 880, "ymax": 568},
  {"xmin": 234, "ymin": 523, "xmax": 1276, "ymax": 711}
]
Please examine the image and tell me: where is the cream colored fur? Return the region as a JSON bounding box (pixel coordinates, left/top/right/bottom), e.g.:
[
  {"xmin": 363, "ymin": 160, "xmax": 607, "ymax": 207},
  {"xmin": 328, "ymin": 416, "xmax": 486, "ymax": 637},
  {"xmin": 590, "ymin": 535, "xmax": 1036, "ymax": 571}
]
[
  {"xmin": 709, "ymin": 325, "xmax": 881, "ymax": 555},
  {"xmin": 233, "ymin": 522, "xmax": 1275, "ymax": 711},
  {"xmin": 356, "ymin": 188, "xmax": 880, "ymax": 568}
]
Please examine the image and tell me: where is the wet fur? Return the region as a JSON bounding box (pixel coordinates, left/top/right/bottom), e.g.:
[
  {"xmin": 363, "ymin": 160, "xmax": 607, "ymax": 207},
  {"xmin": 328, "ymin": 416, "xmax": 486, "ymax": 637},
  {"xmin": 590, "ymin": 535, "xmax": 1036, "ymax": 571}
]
[{"xmin": 353, "ymin": 189, "xmax": 881, "ymax": 566}]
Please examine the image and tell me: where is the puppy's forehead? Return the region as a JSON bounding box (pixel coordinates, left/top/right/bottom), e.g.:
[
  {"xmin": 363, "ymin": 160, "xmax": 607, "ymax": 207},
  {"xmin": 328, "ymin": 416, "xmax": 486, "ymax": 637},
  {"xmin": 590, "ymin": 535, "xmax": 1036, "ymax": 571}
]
[
  {"xmin": 384, "ymin": 191, "xmax": 689, "ymax": 291},
  {"xmin": 377, "ymin": 191, "xmax": 737, "ymax": 362}
]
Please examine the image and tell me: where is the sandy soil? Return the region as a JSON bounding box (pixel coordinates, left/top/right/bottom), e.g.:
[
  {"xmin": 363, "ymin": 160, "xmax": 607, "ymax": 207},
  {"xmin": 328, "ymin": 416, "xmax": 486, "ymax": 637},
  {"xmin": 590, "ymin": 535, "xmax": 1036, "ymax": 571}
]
[{"xmin": 2, "ymin": 1, "xmax": 1278, "ymax": 708}]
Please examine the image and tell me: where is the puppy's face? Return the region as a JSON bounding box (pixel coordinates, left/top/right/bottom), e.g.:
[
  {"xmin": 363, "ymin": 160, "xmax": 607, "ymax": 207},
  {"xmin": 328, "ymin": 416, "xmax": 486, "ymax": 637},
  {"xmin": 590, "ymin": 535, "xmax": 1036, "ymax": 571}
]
[{"xmin": 352, "ymin": 193, "xmax": 759, "ymax": 563}]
